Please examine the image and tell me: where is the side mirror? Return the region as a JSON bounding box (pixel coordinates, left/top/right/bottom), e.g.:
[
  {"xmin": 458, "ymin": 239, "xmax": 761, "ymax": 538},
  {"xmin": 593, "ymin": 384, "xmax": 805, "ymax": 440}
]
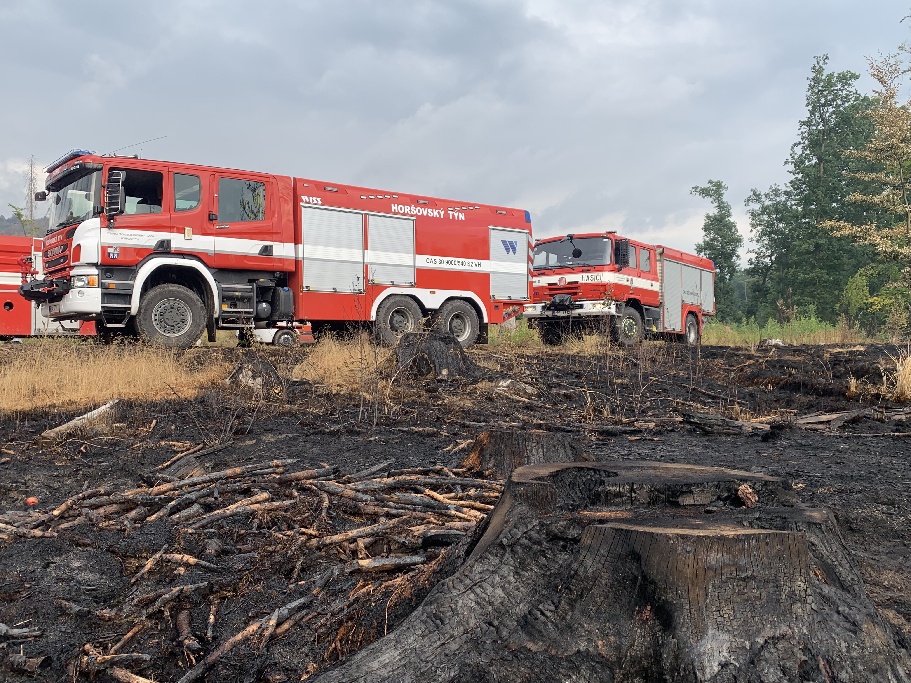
[
  {"xmin": 572, "ymin": 247, "xmax": 582, "ymax": 259},
  {"xmin": 104, "ymin": 170, "xmax": 126, "ymax": 221},
  {"xmin": 34, "ymin": 191, "xmax": 47, "ymax": 202},
  {"xmin": 614, "ymin": 239, "xmax": 630, "ymax": 268}
]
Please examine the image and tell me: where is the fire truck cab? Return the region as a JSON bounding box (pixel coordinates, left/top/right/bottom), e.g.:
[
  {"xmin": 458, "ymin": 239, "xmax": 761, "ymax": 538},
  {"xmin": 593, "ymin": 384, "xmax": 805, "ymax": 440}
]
[{"xmin": 523, "ymin": 232, "xmax": 715, "ymax": 346}]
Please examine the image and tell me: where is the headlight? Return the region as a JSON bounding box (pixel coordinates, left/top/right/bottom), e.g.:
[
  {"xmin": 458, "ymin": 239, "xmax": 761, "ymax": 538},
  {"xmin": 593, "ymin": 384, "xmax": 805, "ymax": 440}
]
[{"xmin": 71, "ymin": 275, "xmax": 99, "ymax": 288}]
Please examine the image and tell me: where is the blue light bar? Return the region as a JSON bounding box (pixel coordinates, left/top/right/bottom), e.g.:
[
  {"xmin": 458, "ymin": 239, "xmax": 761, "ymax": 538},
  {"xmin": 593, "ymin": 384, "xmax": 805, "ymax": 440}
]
[{"xmin": 45, "ymin": 149, "xmax": 94, "ymax": 174}]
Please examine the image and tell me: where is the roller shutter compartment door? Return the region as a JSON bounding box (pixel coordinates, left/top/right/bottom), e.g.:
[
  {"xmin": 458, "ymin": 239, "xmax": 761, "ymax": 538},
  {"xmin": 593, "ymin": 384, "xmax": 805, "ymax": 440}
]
[
  {"xmin": 366, "ymin": 215, "xmax": 415, "ymax": 285},
  {"xmin": 489, "ymin": 227, "xmax": 529, "ymax": 300},
  {"xmin": 301, "ymin": 206, "xmax": 365, "ymax": 293},
  {"xmin": 662, "ymin": 260, "xmax": 683, "ymax": 331}
]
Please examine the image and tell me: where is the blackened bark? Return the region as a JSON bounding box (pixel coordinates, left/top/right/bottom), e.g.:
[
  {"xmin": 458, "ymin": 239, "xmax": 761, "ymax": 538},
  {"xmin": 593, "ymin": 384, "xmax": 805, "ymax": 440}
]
[
  {"xmin": 312, "ymin": 462, "xmax": 911, "ymax": 682},
  {"xmin": 461, "ymin": 429, "xmax": 588, "ymax": 479}
]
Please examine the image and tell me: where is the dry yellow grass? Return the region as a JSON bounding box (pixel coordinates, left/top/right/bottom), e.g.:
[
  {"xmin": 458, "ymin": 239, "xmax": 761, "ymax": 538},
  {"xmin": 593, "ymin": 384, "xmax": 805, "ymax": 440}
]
[
  {"xmin": 886, "ymin": 347, "xmax": 911, "ymax": 402},
  {"xmin": 0, "ymin": 339, "xmax": 229, "ymax": 411},
  {"xmin": 292, "ymin": 333, "xmax": 392, "ymax": 394}
]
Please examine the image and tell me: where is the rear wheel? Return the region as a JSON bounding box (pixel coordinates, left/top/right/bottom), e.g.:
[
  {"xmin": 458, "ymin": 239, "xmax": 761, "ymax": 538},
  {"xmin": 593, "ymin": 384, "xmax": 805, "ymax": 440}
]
[
  {"xmin": 135, "ymin": 284, "xmax": 207, "ymax": 348},
  {"xmin": 375, "ymin": 295, "xmax": 423, "ymax": 346},
  {"xmin": 434, "ymin": 300, "xmax": 480, "ymax": 347},
  {"xmin": 613, "ymin": 307, "xmax": 643, "ymax": 347},
  {"xmin": 273, "ymin": 329, "xmax": 298, "ymax": 347},
  {"xmin": 684, "ymin": 313, "xmax": 700, "ymax": 346}
]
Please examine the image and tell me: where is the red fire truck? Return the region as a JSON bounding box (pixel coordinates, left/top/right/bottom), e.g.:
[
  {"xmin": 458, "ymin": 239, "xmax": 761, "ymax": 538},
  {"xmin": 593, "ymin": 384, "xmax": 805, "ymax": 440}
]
[
  {"xmin": 0, "ymin": 235, "xmax": 80, "ymax": 339},
  {"xmin": 20, "ymin": 150, "xmax": 532, "ymax": 348},
  {"xmin": 523, "ymin": 232, "xmax": 715, "ymax": 346}
]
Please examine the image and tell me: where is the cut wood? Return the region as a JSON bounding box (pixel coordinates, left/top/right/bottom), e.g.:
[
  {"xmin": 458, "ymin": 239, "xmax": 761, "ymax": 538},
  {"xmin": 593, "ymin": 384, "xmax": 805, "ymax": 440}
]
[{"xmin": 41, "ymin": 400, "xmax": 119, "ymax": 440}]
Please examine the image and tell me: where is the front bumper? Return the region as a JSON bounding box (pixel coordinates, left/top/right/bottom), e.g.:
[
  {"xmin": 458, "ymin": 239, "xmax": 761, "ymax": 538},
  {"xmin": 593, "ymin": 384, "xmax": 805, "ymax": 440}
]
[
  {"xmin": 523, "ymin": 299, "xmax": 621, "ymax": 319},
  {"xmin": 33, "ymin": 268, "xmax": 103, "ymax": 320},
  {"xmin": 19, "ymin": 278, "xmax": 70, "ymax": 304}
]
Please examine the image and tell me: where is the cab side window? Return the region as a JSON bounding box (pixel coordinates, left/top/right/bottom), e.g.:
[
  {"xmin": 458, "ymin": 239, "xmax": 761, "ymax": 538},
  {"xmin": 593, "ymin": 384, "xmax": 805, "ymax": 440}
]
[
  {"xmin": 628, "ymin": 244, "xmax": 637, "ymax": 270},
  {"xmin": 113, "ymin": 169, "xmax": 163, "ymax": 215},
  {"xmin": 218, "ymin": 178, "xmax": 266, "ymax": 222},
  {"xmin": 174, "ymin": 174, "xmax": 201, "ymax": 212},
  {"xmin": 639, "ymin": 247, "xmax": 652, "ymax": 272}
]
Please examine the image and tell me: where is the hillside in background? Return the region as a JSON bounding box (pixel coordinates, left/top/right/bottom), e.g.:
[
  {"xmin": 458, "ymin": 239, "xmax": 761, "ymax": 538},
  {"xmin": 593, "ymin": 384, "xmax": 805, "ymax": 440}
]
[{"xmin": 0, "ymin": 215, "xmax": 48, "ymax": 236}]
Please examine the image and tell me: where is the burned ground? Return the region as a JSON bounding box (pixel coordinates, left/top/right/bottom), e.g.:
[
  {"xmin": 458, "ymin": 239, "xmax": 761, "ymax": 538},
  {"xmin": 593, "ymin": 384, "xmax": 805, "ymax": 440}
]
[{"xmin": 0, "ymin": 340, "xmax": 910, "ymax": 681}]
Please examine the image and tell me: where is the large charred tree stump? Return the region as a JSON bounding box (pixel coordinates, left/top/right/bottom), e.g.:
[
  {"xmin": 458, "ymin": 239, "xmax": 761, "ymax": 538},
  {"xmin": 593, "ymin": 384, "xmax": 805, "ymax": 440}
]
[
  {"xmin": 311, "ymin": 462, "xmax": 911, "ymax": 682},
  {"xmin": 395, "ymin": 332, "xmax": 484, "ymax": 380},
  {"xmin": 461, "ymin": 428, "xmax": 589, "ymax": 479}
]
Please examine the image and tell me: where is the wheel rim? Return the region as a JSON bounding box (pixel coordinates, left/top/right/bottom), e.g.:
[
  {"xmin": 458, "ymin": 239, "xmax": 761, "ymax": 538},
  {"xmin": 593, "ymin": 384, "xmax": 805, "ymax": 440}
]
[
  {"xmin": 389, "ymin": 307, "xmax": 416, "ymax": 334},
  {"xmin": 620, "ymin": 316, "xmax": 638, "ymax": 339},
  {"xmin": 447, "ymin": 313, "xmax": 469, "ymax": 341},
  {"xmin": 276, "ymin": 332, "xmax": 294, "ymax": 347},
  {"xmin": 151, "ymin": 297, "xmax": 192, "ymax": 337}
]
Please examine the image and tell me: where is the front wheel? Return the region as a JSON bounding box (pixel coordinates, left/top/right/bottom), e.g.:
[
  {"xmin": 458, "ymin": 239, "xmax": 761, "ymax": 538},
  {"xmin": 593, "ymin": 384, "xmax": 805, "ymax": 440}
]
[
  {"xmin": 434, "ymin": 300, "xmax": 480, "ymax": 347},
  {"xmin": 538, "ymin": 320, "xmax": 565, "ymax": 346},
  {"xmin": 135, "ymin": 284, "xmax": 207, "ymax": 348},
  {"xmin": 375, "ymin": 295, "xmax": 423, "ymax": 346},
  {"xmin": 613, "ymin": 307, "xmax": 643, "ymax": 347}
]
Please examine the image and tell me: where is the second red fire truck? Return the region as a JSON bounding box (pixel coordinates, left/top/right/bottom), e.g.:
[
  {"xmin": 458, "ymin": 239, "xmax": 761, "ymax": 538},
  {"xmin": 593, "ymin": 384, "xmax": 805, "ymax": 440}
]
[
  {"xmin": 523, "ymin": 232, "xmax": 715, "ymax": 345},
  {"xmin": 20, "ymin": 150, "xmax": 532, "ymax": 348}
]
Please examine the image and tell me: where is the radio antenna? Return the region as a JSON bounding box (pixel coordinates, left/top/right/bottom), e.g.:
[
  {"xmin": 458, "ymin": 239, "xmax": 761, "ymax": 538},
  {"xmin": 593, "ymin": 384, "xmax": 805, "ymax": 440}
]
[{"xmin": 105, "ymin": 135, "xmax": 168, "ymax": 156}]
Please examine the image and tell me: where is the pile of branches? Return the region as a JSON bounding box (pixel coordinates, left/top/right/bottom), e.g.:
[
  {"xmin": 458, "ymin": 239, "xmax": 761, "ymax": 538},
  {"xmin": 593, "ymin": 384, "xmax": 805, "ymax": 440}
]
[{"xmin": 0, "ymin": 454, "xmax": 502, "ymax": 682}]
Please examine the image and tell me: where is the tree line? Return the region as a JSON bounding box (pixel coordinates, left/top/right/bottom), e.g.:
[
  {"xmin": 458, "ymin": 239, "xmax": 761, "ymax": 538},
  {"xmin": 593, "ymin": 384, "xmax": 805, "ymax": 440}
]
[{"xmin": 692, "ymin": 43, "xmax": 911, "ymax": 337}]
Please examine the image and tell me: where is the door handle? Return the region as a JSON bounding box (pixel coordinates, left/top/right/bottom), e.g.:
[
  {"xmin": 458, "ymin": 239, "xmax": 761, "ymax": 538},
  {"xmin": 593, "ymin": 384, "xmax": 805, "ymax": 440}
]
[{"xmin": 216, "ymin": 224, "xmax": 230, "ymax": 229}]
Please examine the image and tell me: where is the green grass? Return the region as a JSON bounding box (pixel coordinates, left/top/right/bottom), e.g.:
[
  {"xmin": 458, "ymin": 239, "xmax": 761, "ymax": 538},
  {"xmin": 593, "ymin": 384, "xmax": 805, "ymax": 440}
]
[
  {"xmin": 488, "ymin": 318, "xmax": 541, "ymax": 348},
  {"xmin": 702, "ymin": 315, "xmax": 870, "ymax": 348}
]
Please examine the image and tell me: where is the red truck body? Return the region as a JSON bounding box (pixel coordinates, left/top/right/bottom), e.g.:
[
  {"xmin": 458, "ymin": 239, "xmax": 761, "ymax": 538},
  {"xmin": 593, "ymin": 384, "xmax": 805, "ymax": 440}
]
[
  {"xmin": 0, "ymin": 236, "xmax": 81, "ymax": 338},
  {"xmin": 523, "ymin": 232, "xmax": 715, "ymax": 345},
  {"xmin": 21, "ymin": 151, "xmax": 532, "ymax": 347}
]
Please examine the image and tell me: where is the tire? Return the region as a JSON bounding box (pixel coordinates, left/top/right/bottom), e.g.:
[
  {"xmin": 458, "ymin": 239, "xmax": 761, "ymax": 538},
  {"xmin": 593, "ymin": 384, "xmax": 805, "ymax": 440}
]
[
  {"xmin": 613, "ymin": 307, "xmax": 643, "ymax": 347},
  {"xmin": 135, "ymin": 284, "xmax": 207, "ymax": 348},
  {"xmin": 684, "ymin": 313, "xmax": 701, "ymax": 347},
  {"xmin": 539, "ymin": 320, "xmax": 565, "ymax": 346},
  {"xmin": 375, "ymin": 295, "xmax": 423, "ymax": 346},
  {"xmin": 273, "ymin": 329, "xmax": 298, "ymax": 347},
  {"xmin": 434, "ymin": 300, "xmax": 480, "ymax": 347}
]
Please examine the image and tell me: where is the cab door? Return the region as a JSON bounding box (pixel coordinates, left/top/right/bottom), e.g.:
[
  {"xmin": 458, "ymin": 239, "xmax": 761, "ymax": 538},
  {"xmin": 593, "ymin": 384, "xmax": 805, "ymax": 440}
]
[
  {"xmin": 211, "ymin": 173, "xmax": 280, "ymax": 271},
  {"xmin": 169, "ymin": 170, "xmax": 214, "ymax": 263}
]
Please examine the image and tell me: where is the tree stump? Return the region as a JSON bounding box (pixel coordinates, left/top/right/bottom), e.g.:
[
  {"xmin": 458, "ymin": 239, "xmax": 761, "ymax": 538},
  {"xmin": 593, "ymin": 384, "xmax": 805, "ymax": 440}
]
[
  {"xmin": 460, "ymin": 428, "xmax": 589, "ymax": 479},
  {"xmin": 311, "ymin": 462, "xmax": 911, "ymax": 682},
  {"xmin": 395, "ymin": 332, "xmax": 484, "ymax": 380},
  {"xmin": 226, "ymin": 355, "xmax": 284, "ymax": 397}
]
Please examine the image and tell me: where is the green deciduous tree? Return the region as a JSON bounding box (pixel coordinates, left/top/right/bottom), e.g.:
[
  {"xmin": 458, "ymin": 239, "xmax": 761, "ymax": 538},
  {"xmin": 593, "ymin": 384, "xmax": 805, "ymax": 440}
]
[
  {"xmin": 745, "ymin": 55, "xmax": 877, "ymax": 324},
  {"xmin": 691, "ymin": 180, "xmax": 743, "ymax": 320},
  {"xmin": 7, "ymin": 203, "xmax": 42, "ymax": 237}
]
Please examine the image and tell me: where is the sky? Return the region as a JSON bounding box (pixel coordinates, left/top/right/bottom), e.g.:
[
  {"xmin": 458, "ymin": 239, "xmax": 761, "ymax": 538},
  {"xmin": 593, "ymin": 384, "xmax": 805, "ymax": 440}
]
[{"xmin": 0, "ymin": 0, "xmax": 908, "ymax": 257}]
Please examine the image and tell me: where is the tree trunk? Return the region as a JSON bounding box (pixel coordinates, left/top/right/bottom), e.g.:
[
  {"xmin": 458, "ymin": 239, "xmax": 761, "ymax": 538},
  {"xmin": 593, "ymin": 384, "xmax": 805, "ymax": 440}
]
[
  {"xmin": 395, "ymin": 332, "xmax": 484, "ymax": 380},
  {"xmin": 460, "ymin": 428, "xmax": 588, "ymax": 479},
  {"xmin": 311, "ymin": 462, "xmax": 911, "ymax": 682}
]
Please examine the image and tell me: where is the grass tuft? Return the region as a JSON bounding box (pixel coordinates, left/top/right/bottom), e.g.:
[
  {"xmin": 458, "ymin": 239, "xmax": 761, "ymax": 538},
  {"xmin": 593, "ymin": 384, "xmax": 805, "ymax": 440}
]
[
  {"xmin": 292, "ymin": 333, "xmax": 392, "ymax": 394},
  {"xmin": 887, "ymin": 346, "xmax": 911, "ymax": 402}
]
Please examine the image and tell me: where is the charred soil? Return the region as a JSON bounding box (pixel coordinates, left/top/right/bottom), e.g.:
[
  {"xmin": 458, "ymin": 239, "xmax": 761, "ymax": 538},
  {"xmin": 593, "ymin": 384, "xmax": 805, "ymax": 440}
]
[{"xmin": 1, "ymin": 340, "xmax": 910, "ymax": 681}]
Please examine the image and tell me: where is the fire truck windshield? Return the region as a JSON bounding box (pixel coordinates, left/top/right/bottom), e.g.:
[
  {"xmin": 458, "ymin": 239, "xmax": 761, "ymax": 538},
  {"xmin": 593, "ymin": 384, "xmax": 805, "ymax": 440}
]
[
  {"xmin": 48, "ymin": 170, "xmax": 101, "ymax": 232},
  {"xmin": 533, "ymin": 237, "xmax": 611, "ymax": 269}
]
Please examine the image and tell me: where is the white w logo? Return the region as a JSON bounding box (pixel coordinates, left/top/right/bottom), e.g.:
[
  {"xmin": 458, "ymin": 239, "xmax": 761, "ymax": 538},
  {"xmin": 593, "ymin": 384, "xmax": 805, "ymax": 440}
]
[{"xmin": 501, "ymin": 239, "xmax": 518, "ymax": 255}]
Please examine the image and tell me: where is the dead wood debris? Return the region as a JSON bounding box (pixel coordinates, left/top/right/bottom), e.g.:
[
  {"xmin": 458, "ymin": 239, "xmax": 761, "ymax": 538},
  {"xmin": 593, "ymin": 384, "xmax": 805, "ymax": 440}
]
[{"xmin": 1, "ymin": 456, "xmax": 498, "ymax": 681}]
